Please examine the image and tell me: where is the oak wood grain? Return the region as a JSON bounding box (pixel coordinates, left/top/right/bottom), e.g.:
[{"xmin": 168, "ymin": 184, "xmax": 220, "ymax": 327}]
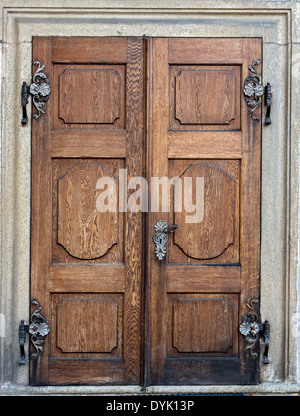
[
  {"xmin": 31, "ymin": 37, "xmax": 144, "ymax": 385},
  {"xmin": 147, "ymin": 37, "xmax": 261, "ymax": 385},
  {"xmin": 169, "ymin": 65, "xmax": 241, "ymax": 131},
  {"xmin": 167, "ymin": 265, "xmax": 241, "ymax": 293},
  {"xmin": 31, "ymin": 36, "xmax": 261, "ymax": 386},
  {"xmin": 168, "ymin": 131, "xmax": 242, "ymax": 159}
]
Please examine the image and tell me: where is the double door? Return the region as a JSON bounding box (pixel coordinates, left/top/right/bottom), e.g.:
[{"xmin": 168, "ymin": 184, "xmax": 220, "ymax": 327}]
[{"xmin": 30, "ymin": 37, "xmax": 261, "ymax": 385}]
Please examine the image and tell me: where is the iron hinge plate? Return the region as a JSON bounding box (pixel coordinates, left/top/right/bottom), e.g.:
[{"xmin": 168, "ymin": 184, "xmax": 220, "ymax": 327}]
[
  {"xmin": 239, "ymin": 299, "xmax": 270, "ymax": 364},
  {"xmin": 21, "ymin": 60, "xmax": 51, "ymax": 125},
  {"xmin": 19, "ymin": 300, "xmax": 50, "ymax": 365},
  {"xmin": 243, "ymin": 59, "xmax": 272, "ymax": 125}
]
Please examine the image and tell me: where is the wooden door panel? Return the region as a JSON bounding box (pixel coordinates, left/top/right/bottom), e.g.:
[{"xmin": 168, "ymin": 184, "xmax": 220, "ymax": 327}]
[
  {"xmin": 167, "ymin": 265, "xmax": 241, "ymax": 293},
  {"xmin": 170, "ymin": 295, "xmax": 237, "ymax": 355},
  {"xmin": 166, "ymin": 293, "xmax": 239, "ymax": 360},
  {"xmin": 53, "ymin": 64, "xmax": 126, "ymax": 129},
  {"xmin": 163, "ymin": 357, "xmax": 241, "ymax": 385},
  {"xmin": 169, "ymin": 159, "xmax": 239, "ymax": 263},
  {"xmin": 51, "ymin": 294, "xmax": 123, "ymax": 358},
  {"xmin": 31, "ymin": 37, "xmax": 144, "ymax": 385},
  {"xmin": 170, "ymin": 65, "xmax": 241, "ymax": 130},
  {"xmin": 147, "ymin": 38, "xmax": 261, "ymax": 385},
  {"xmin": 52, "ymin": 158, "xmax": 123, "ymax": 263},
  {"xmin": 168, "ymin": 131, "xmax": 243, "ymax": 159},
  {"xmin": 168, "ymin": 38, "xmax": 244, "ymax": 64}
]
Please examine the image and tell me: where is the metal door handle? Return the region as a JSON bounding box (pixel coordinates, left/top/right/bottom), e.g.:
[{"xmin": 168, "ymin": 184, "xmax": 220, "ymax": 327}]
[
  {"xmin": 264, "ymin": 83, "xmax": 272, "ymax": 125},
  {"xmin": 153, "ymin": 220, "xmax": 178, "ymax": 260}
]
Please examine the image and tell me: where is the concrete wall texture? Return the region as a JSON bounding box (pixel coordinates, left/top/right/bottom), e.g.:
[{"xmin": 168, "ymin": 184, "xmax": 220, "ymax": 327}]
[{"xmin": 0, "ymin": 0, "xmax": 299, "ymax": 395}]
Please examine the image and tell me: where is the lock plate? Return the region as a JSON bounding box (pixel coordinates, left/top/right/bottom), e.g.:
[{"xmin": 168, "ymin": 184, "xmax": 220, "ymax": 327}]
[
  {"xmin": 153, "ymin": 220, "xmax": 169, "ymax": 260},
  {"xmin": 153, "ymin": 220, "xmax": 178, "ymax": 260}
]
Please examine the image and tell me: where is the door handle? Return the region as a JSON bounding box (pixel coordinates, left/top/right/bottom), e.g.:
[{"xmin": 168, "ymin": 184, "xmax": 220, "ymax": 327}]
[
  {"xmin": 153, "ymin": 220, "xmax": 178, "ymax": 260},
  {"xmin": 264, "ymin": 82, "xmax": 272, "ymax": 125}
]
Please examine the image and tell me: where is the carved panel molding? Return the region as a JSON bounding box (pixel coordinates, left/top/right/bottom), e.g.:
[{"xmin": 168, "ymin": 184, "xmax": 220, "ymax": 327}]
[
  {"xmin": 57, "ymin": 162, "xmax": 119, "ymax": 260},
  {"xmin": 56, "ymin": 298, "xmax": 118, "ymax": 353},
  {"xmin": 172, "ymin": 298, "xmax": 234, "ymax": 353},
  {"xmin": 173, "ymin": 162, "xmax": 237, "ymax": 260},
  {"xmin": 175, "ymin": 69, "xmax": 236, "ymax": 125}
]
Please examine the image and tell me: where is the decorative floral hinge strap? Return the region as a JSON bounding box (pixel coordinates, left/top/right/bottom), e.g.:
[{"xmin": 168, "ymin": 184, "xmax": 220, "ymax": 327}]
[
  {"xmin": 239, "ymin": 298, "xmax": 270, "ymax": 364},
  {"xmin": 243, "ymin": 59, "xmax": 272, "ymax": 125},
  {"xmin": 19, "ymin": 300, "xmax": 50, "ymax": 365},
  {"xmin": 21, "ymin": 60, "xmax": 51, "ymax": 125}
]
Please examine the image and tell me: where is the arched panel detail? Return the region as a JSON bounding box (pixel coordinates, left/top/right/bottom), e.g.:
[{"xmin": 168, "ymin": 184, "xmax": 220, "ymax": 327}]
[
  {"xmin": 173, "ymin": 163, "xmax": 236, "ymax": 260},
  {"xmin": 57, "ymin": 162, "xmax": 118, "ymax": 260}
]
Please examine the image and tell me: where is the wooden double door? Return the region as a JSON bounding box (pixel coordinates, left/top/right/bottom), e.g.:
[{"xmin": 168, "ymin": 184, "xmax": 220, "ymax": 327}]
[{"xmin": 30, "ymin": 37, "xmax": 261, "ymax": 385}]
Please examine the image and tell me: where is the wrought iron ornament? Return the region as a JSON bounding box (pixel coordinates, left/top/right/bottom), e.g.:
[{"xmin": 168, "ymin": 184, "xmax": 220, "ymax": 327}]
[
  {"xmin": 29, "ymin": 299, "xmax": 50, "ymax": 358},
  {"xmin": 243, "ymin": 60, "xmax": 264, "ymax": 121},
  {"xmin": 243, "ymin": 59, "xmax": 272, "ymax": 124},
  {"xmin": 239, "ymin": 299, "xmax": 270, "ymax": 364},
  {"xmin": 19, "ymin": 299, "xmax": 50, "ymax": 365},
  {"xmin": 30, "ymin": 61, "xmax": 51, "ymax": 119},
  {"xmin": 21, "ymin": 60, "xmax": 51, "ymax": 125},
  {"xmin": 153, "ymin": 220, "xmax": 178, "ymax": 260},
  {"xmin": 153, "ymin": 220, "xmax": 169, "ymax": 260},
  {"xmin": 264, "ymin": 82, "xmax": 272, "ymax": 125}
]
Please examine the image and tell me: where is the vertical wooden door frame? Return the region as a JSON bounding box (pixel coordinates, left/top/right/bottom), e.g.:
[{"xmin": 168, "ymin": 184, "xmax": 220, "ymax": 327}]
[
  {"xmin": 30, "ymin": 37, "xmax": 145, "ymax": 385},
  {"xmin": 144, "ymin": 37, "xmax": 262, "ymax": 385}
]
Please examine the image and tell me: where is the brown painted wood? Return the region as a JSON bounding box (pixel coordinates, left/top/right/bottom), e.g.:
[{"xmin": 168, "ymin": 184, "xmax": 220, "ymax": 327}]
[
  {"xmin": 239, "ymin": 38, "xmax": 262, "ymax": 384},
  {"xmin": 31, "ymin": 37, "xmax": 52, "ymax": 385},
  {"xmin": 59, "ymin": 68, "xmax": 121, "ymax": 124},
  {"xmin": 31, "ymin": 36, "xmax": 261, "ymax": 386},
  {"xmin": 53, "ymin": 63, "xmax": 126, "ymax": 130},
  {"xmin": 57, "ymin": 162, "xmax": 119, "ymax": 260},
  {"xmin": 172, "ymin": 161, "xmax": 238, "ymax": 260},
  {"xmin": 51, "ymin": 37, "xmax": 128, "ymax": 64},
  {"xmin": 51, "ymin": 130, "xmax": 127, "ymax": 158},
  {"xmin": 30, "ymin": 37, "xmax": 144, "ymax": 385},
  {"xmin": 168, "ymin": 131, "xmax": 242, "ymax": 159},
  {"xmin": 168, "ymin": 38, "xmax": 244, "ymax": 64},
  {"xmin": 56, "ymin": 298, "xmax": 119, "ymax": 353},
  {"xmin": 169, "ymin": 65, "xmax": 241, "ymax": 130},
  {"xmin": 146, "ymin": 37, "xmax": 261, "ymax": 385},
  {"xmin": 49, "ymin": 265, "xmax": 126, "ymax": 293},
  {"xmin": 167, "ymin": 266, "xmax": 241, "ymax": 293},
  {"xmin": 172, "ymin": 298, "xmax": 234, "ymax": 353}
]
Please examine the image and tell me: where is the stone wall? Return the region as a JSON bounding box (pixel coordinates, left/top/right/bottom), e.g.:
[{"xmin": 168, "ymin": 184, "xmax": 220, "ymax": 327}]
[{"xmin": 0, "ymin": 0, "xmax": 299, "ymax": 394}]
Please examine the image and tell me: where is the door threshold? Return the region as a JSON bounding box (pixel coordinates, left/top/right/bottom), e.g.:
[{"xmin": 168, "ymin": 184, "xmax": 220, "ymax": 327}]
[{"xmin": 1, "ymin": 382, "xmax": 300, "ymax": 396}]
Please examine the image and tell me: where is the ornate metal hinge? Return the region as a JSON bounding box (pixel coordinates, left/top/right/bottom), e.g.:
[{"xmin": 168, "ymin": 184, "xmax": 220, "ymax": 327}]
[
  {"xmin": 19, "ymin": 300, "xmax": 50, "ymax": 365},
  {"xmin": 153, "ymin": 220, "xmax": 178, "ymax": 260},
  {"xmin": 21, "ymin": 60, "xmax": 51, "ymax": 125},
  {"xmin": 243, "ymin": 59, "xmax": 272, "ymax": 125},
  {"xmin": 239, "ymin": 299, "xmax": 270, "ymax": 364}
]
